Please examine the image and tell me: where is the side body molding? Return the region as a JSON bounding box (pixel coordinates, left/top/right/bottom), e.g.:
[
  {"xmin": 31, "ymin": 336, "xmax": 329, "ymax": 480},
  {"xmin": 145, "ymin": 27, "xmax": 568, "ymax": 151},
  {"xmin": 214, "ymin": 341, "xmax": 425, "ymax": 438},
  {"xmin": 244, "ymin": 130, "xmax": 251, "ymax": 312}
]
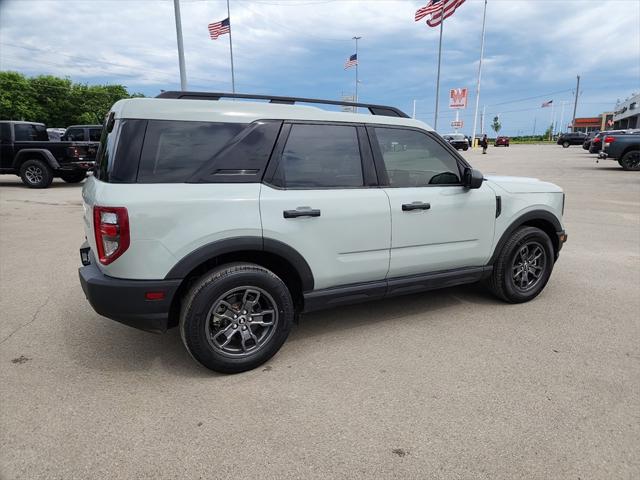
[{"xmin": 164, "ymin": 236, "xmax": 315, "ymax": 291}]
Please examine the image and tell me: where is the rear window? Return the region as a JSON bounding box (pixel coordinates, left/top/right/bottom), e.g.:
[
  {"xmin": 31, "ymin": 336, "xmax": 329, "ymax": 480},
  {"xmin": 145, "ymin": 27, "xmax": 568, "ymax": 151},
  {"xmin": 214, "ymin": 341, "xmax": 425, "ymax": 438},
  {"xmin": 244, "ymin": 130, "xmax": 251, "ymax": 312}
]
[{"xmin": 137, "ymin": 120, "xmax": 245, "ymax": 183}]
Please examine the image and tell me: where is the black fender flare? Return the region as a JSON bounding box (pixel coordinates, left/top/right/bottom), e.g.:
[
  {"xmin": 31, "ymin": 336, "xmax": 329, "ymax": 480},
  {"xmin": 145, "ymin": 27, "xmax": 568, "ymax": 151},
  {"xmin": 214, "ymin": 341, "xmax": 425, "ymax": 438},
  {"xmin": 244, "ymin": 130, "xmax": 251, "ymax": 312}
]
[
  {"xmin": 164, "ymin": 236, "xmax": 315, "ymax": 291},
  {"xmin": 13, "ymin": 149, "xmax": 61, "ymax": 170},
  {"xmin": 488, "ymin": 210, "xmax": 563, "ymax": 265}
]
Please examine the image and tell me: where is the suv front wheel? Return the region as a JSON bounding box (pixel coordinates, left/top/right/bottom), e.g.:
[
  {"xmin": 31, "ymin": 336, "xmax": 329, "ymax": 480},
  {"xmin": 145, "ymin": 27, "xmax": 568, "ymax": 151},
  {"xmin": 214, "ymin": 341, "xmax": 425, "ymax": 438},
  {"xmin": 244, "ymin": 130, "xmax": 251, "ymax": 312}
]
[
  {"xmin": 180, "ymin": 263, "xmax": 294, "ymax": 373},
  {"xmin": 488, "ymin": 226, "xmax": 554, "ymax": 303}
]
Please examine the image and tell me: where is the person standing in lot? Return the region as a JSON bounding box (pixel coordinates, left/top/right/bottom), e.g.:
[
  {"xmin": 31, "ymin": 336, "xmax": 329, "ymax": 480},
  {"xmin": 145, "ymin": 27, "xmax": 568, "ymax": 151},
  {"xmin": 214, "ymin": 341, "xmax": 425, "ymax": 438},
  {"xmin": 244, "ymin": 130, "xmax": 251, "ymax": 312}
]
[{"xmin": 481, "ymin": 134, "xmax": 488, "ymax": 154}]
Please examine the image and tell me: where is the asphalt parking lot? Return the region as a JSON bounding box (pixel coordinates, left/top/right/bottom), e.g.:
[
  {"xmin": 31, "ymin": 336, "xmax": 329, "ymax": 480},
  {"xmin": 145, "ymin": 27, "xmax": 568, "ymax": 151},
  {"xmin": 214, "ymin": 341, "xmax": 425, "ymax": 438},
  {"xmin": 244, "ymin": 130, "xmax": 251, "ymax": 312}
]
[{"xmin": 1, "ymin": 144, "xmax": 638, "ymax": 479}]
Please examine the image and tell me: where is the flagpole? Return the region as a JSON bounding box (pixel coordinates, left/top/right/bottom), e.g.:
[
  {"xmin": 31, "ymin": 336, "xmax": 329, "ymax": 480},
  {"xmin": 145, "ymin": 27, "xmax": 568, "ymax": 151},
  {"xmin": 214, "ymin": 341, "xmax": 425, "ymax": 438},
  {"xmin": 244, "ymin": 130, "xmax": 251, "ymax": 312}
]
[
  {"xmin": 227, "ymin": 0, "xmax": 236, "ymax": 93},
  {"xmin": 471, "ymin": 0, "xmax": 487, "ymax": 147},
  {"xmin": 433, "ymin": 3, "xmax": 445, "ymax": 131},
  {"xmin": 173, "ymin": 0, "xmax": 187, "ymax": 90},
  {"xmin": 353, "ymin": 36, "xmax": 361, "ymax": 112}
]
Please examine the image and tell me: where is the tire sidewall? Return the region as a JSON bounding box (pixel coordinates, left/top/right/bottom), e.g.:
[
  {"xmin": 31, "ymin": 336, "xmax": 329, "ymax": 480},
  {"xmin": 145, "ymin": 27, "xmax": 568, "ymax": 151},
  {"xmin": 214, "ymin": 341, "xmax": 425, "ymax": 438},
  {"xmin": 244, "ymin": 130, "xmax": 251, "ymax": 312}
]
[
  {"xmin": 19, "ymin": 159, "xmax": 53, "ymax": 188},
  {"xmin": 620, "ymin": 151, "xmax": 640, "ymax": 171},
  {"xmin": 501, "ymin": 228, "xmax": 554, "ymax": 302},
  {"xmin": 562, "ymin": 142, "xmax": 570, "ymax": 148},
  {"xmin": 181, "ymin": 266, "xmax": 294, "ymax": 373}
]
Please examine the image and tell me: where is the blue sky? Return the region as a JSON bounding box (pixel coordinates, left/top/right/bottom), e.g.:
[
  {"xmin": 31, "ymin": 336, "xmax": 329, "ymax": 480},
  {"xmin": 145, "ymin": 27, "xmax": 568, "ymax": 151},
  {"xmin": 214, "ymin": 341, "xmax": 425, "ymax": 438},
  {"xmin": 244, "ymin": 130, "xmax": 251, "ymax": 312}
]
[{"xmin": 1, "ymin": 0, "xmax": 639, "ymax": 135}]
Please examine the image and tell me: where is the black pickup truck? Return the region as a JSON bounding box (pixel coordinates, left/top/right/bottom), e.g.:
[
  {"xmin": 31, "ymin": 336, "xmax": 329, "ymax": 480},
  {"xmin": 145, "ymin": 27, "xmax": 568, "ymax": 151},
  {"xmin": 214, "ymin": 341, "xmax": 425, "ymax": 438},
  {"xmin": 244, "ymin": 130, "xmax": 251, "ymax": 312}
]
[
  {"xmin": 598, "ymin": 131, "xmax": 640, "ymax": 170},
  {"xmin": 0, "ymin": 120, "xmax": 98, "ymax": 188}
]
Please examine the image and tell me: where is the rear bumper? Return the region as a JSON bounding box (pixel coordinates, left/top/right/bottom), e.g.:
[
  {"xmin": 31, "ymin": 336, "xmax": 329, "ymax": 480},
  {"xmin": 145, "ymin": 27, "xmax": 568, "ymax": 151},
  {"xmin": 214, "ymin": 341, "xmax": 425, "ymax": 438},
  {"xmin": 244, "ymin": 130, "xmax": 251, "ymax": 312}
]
[{"xmin": 78, "ymin": 250, "xmax": 181, "ymax": 333}]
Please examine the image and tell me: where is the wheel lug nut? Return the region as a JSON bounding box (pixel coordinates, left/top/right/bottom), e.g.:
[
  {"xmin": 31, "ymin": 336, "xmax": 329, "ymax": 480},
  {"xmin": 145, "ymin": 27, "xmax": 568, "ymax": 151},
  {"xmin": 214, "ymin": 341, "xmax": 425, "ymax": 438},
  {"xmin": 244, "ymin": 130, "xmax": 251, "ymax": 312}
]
[
  {"xmin": 233, "ymin": 324, "xmax": 237, "ymax": 329},
  {"xmin": 242, "ymin": 326, "xmax": 247, "ymax": 330},
  {"xmin": 243, "ymin": 310, "xmax": 247, "ymax": 314},
  {"xmin": 233, "ymin": 314, "xmax": 237, "ymax": 319}
]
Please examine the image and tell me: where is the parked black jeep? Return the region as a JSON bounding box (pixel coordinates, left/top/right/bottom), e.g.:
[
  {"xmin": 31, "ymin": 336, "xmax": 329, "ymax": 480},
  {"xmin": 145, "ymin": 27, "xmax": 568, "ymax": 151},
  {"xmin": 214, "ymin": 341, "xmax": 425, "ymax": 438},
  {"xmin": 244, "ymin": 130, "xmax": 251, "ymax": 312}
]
[
  {"xmin": 557, "ymin": 132, "xmax": 587, "ymax": 148},
  {"xmin": 0, "ymin": 121, "xmax": 98, "ymax": 188}
]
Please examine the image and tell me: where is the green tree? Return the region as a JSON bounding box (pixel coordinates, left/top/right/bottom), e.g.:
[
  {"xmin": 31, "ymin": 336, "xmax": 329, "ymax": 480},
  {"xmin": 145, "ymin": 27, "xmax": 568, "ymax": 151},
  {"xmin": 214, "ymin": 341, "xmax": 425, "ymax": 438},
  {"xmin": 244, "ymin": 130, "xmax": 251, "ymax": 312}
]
[
  {"xmin": 0, "ymin": 71, "xmax": 143, "ymax": 127},
  {"xmin": 491, "ymin": 116, "xmax": 502, "ymax": 134}
]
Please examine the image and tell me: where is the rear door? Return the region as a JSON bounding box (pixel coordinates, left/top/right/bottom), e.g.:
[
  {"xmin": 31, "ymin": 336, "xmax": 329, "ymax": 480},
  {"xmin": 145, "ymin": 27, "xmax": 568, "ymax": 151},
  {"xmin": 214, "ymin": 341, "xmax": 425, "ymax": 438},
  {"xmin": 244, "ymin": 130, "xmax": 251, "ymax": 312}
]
[
  {"xmin": 260, "ymin": 122, "xmax": 391, "ymax": 290},
  {"xmin": 368, "ymin": 126, "xmax": 496, "ymax": 278}
]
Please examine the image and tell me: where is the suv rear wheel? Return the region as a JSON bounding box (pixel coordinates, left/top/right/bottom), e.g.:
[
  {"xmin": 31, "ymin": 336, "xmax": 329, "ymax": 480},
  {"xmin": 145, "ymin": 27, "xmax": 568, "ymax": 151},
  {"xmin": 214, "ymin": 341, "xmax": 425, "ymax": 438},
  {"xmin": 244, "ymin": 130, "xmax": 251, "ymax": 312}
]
[
  {"xmin": 562, "ymin": 141, "xmax": 570, "ymax": 148},
  {"xmin": 180, "ymin": 263, "xmax": 294, "ymax": 373},
  {"xmin": 618, "ymin": 150, "xmax": 640, "ymax": 171},
  {"xmin": 488, "ymin": 226, "xmax": 554, "ymax": 303},
  {"xmin": 19, "ymin": 159, "xmax": 53, "ymax": 188},
  {"xmin": 60, "ymin": 171, "xmax": 87, "ymax": 183}
]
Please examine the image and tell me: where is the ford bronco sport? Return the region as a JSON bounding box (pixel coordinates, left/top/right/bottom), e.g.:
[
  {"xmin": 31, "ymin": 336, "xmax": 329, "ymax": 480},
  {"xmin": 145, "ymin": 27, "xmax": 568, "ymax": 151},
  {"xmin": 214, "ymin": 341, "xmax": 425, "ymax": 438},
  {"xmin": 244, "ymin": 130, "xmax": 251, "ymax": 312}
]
[{"xmin": 79, "ymin": 92, "xmax": 567, "ymax": 373}]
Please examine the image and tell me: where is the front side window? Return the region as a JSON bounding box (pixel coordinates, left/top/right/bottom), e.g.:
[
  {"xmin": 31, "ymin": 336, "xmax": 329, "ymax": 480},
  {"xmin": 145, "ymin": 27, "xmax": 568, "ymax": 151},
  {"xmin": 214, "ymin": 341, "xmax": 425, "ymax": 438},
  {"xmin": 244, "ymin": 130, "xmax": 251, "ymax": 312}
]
[
  {"xmin": 0, "ymin": 123, "xmax": 10, "ymax": 142},
  {"xmin": 138, "ymin": 120, "xmax": 245, "ymax": 183},
  {"xmin": 14, "ymin": 123, "xmax": 48, "ymax": 141},
  {"xmin": 64, "ymin": 128, "xmax": 86, "ymax": 141},
  {"xmin": 276, "ymin": 124, "xmax": 363, "ymax": 188},
  {"xmin": 374, "ymin": 127, "xmax": 461, "ymax": 187},
  {"xmin": 89, "ymin": 128, "xmax": 102, "ymax": 141}
]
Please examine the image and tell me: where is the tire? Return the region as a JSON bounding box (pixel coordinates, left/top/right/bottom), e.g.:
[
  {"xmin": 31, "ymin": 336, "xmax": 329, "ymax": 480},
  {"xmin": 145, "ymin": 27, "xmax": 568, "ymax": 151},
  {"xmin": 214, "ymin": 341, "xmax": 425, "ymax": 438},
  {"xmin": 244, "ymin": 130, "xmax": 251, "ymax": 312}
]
[
  {"xmin": 180, "ymin": 263, "xmax": 294, "ymax": 373},
  {"xmin": 463, "ymin": 146, "xmax": 468, "ymax": 151},
  {"xmin": 488, "ymin": 226, "xmax": 554, "ymax": 303},
  {"xmin": 60, "ymin": 171, "xmax": 87, "ymax": 183},
  {"xmin": 19, "ymin": 159, "xmax": 53, "ymax": 188},
  {"xmin": 618, "ymin": 150, "xmax": 640, "ymax": 171},
  {"xmin": 562, "ymin": 141, "xmax": 570, "ymax": 148}
]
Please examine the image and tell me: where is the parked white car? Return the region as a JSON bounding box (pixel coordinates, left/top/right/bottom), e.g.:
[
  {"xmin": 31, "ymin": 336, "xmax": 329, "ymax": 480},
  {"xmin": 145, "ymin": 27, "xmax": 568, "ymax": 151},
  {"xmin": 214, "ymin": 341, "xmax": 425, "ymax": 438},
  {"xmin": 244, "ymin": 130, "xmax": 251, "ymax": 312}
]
[{"xmin": 79, "ymin": 92, "xmax": 567, "ymax": 373}]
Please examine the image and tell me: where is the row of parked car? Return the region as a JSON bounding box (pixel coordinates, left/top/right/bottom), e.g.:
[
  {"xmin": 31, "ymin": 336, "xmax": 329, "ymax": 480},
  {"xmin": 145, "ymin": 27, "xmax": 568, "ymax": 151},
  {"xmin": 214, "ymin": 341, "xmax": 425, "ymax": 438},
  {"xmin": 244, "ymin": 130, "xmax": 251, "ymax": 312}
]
[
  {"xmin": 0, "ymin": 121, "xmax": 100, "ymax": 187},
  {"xmin": 556, "ymin": 130, "xmax": 640, "ymax": 171},
  {"xmin": 442, "ymin": 133, "xmax": 510, "ymax": 151}
]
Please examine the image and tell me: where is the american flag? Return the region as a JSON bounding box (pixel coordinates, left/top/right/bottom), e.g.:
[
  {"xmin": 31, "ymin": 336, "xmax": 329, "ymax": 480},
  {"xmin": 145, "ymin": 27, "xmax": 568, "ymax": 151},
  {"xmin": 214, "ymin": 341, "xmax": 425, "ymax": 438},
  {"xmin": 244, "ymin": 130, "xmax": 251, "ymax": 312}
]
[
  {"xmin": 425, "ymin": 0, "xmax": 466, "ymax": 27},
  {"xmin": 344, "ymin": 53, "xmax": 358, "ymax": 69},
  {"xmin": 208, "ymin": 18, "xmax": 230, "ymax": 40},
  {"xmin": 415, "ymin": 1, "xmax": 444, "ymax": 22},
  {"xmin": 541, "ymin": 100, "xmax": 553, "ymax": 108}
]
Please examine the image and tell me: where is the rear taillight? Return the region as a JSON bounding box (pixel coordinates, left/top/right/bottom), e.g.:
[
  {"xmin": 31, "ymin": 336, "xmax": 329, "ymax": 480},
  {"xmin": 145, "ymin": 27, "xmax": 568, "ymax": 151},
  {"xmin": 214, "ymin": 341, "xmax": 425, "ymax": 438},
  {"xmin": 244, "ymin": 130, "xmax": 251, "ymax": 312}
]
[
  {"xmin": 593, "ymin": 137, "xmax": 601, "ymax": 143},
  {"xmin": 67, "ymin": 146, "xmax": 88, "ymax": 158},
  {"xmin": 604, "ymin": 136, "xmax": 615, "ymax": 143},
  {"xmin": 93, "ymin": 206, "xmax": 130, "ymax": 265}
]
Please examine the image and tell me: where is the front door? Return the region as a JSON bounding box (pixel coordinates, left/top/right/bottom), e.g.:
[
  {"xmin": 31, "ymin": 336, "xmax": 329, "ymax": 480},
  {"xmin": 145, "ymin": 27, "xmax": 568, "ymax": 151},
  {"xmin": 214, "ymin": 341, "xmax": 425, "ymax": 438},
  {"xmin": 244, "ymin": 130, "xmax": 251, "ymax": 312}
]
[
  {"xmin": 260, "ymin": 122, "xmax": 391, "ymax": 290},
  {"xmin": 368, "ymin": 126, "xmax": 496, "ymax": 278}
]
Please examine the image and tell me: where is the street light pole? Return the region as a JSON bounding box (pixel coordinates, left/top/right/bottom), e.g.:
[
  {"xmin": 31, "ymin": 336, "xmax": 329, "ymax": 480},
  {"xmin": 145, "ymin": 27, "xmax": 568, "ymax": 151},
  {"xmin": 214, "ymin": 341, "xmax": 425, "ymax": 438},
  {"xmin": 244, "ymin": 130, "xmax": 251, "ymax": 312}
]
[{"xmin": 173, "ymin": 0, "xmax": 188, "ymax": 91}]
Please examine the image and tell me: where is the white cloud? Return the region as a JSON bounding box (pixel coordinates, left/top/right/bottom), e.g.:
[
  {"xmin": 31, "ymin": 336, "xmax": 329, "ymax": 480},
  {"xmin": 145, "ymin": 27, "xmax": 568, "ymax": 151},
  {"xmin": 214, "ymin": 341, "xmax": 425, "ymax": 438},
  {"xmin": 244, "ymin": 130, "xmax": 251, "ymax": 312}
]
[{"xmin": 0, "ymin": 0, "xmax": 638, "ymax": 132}]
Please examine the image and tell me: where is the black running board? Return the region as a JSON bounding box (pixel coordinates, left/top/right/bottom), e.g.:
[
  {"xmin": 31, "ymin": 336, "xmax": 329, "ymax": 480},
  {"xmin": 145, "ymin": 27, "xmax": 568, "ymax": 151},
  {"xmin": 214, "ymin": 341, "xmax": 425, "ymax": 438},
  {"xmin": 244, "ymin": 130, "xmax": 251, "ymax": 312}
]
[{"xmin": 302, "ymin": 266, "xmax": 492, "ymax": 313}]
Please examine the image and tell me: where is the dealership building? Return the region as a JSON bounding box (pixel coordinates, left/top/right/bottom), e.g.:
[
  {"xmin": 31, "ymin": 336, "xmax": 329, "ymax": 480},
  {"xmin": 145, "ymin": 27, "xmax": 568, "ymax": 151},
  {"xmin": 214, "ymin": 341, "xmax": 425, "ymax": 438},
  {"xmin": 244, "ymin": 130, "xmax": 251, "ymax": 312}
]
[{"xmin": 612, "ymin": 93, "xmax": 639, "ymax": 129}]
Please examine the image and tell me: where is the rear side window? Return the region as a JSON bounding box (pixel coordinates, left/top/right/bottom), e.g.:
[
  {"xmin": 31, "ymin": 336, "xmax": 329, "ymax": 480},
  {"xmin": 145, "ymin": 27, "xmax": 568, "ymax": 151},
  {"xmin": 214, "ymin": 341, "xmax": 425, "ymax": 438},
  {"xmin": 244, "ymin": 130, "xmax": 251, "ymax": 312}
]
[
  {"xmin": 275, "ymin": 124, "xmax": 363, "ymax": 188},
  {"xmin": 14, "ymin": 124, "xmax": 48, "ymax": 141},
  {"xmin": 138, "ymin": 121, "xmax": 245, "ymax": 183}
]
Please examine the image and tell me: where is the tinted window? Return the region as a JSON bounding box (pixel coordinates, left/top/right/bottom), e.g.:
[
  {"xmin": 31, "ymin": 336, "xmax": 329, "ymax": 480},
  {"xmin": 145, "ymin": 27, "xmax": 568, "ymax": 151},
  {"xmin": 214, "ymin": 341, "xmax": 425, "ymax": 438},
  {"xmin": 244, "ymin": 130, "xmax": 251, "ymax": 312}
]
[
  {"xmin": 0, "ymin": 123, "xmax": 10, "ymax": 142},
  {"xmin": 276, "ymin": 124, "xmax": 363, "ymax": 188},
  {"xmin": 64, "ymin": 128, "xmax": 85, "ymax": 141},
  {"xmin": 89, "ymin": 128, "xmax": 102, "ymax": 141},
  {"xmin": 374, "ymin": 128, "xmax": 460, "ymax": 187},
  {"xmin": 14, "ymin": 123, "xmax": 48, "ymax": 141},
  {"xmin": 138, "ymin": 121, "xmax": 245, "ymax": 183}
]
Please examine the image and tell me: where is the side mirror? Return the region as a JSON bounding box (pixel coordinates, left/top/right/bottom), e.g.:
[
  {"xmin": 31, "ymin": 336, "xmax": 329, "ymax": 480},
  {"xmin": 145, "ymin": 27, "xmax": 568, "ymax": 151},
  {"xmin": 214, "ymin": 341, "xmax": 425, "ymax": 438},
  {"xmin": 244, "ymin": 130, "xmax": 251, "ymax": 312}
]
[{"xmin": 463, "ymin": 167, "xmax": 484, "ymax": 189}]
